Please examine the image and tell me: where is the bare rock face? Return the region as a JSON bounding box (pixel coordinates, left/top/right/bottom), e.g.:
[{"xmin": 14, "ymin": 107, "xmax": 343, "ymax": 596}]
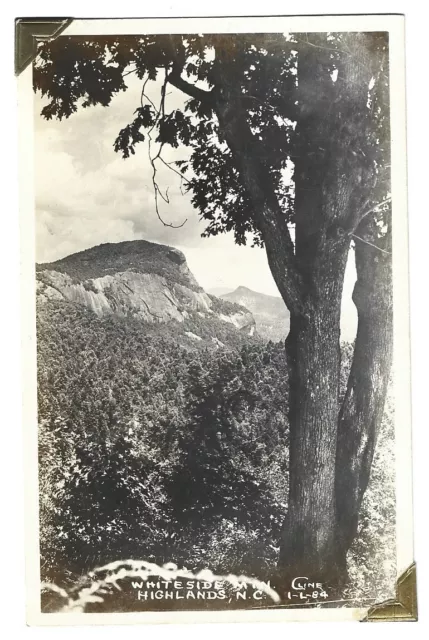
[
  {"xmin": 37, "ymin": 270, "xmax": 213, "ymax": 324},
  {"xmin": 36, "ymin": 240, "xmax": 255, "ymax": 336}
]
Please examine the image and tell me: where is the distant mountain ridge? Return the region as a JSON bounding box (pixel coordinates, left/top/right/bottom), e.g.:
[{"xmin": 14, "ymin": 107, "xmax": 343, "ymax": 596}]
[
  {"xmin": 36, "ymin": 240, "xmax": 258, "ymax": 349},
  {"xmin": 221, "ymin": 286, "xmax": 290, "ymax": 342}
]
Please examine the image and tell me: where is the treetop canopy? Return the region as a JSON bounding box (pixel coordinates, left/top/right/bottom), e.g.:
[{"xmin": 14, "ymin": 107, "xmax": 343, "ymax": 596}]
[{"xmin": 34, "ymin": 32, "xmax": 389, "ymax": 249}]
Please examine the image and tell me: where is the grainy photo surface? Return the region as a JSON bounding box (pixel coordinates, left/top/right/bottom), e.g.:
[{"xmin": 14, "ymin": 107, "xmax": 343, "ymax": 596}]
[{"xmin": 20, "ymin": 15, "xmax": 413, "ymax": 623}]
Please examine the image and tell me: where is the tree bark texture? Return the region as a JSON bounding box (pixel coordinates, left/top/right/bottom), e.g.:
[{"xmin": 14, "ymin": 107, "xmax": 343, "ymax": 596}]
[
  {"xmin": 335, "ymin": 215, "xmax": 393, "ymax": 567},
  {"xmin": 278, "ymin": 251, "xmax": 348, "ymax": 578}
]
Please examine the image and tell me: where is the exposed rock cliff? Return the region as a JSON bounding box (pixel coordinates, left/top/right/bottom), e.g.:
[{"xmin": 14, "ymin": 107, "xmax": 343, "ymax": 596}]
[{"xmin": 36, "ymin": 240, "xmax": 256, "ymax": 338}]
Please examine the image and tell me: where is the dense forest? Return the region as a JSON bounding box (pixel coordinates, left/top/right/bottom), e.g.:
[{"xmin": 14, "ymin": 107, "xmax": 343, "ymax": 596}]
[
  {"xmin": 37, "ymin": 297, "xmax": 395, "ymax": 610},
  {"xmin": 38, "ymin": 299, "xmax": 288, "ymax": 577}
]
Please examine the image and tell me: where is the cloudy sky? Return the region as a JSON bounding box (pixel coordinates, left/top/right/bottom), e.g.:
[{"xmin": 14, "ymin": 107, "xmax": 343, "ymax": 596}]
[{"xmin": 34, "ymin": 63, "xmax": 357, "ymax": 339}]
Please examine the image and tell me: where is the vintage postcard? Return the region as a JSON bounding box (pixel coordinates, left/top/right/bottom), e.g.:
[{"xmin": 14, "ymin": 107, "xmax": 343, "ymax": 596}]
[{"xmin": 17, "ymin": 14, "xmax": 415, "ymax": 624}]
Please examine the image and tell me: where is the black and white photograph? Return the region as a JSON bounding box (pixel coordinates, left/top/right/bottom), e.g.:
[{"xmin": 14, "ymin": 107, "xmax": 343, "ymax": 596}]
[{"xmin": 18, "ymin": 14, "xmax": 414, "ymax": 623}]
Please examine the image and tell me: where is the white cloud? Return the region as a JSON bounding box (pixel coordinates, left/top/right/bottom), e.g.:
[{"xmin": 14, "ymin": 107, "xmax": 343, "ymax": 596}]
[
  {"xmin": 36, "ymin": 209, "xmax": 142, "ymax": 264},
  {"xmin": 34, "ymin": 73, "xmax": 204, "ymax": 263}
]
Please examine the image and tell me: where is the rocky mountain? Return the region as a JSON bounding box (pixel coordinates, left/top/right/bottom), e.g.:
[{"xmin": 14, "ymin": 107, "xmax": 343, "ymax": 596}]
[
  {"xmin": 36, "ymin": 240, "xmax": 257, "ymax": 348},
  {"xmin": 220, "ymin": 286, "xmax": 290, "ymax": 342}
]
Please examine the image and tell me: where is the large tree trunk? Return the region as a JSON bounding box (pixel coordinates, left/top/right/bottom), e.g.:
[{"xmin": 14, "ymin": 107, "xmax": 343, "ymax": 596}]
[
  {"xmin": 211, "ymin": 34, "xmax": 390, "ymax": 587},
  {"xmin": 278, "ymin": 215, "xmax": 392, "ymax": 584},
  {"xmin": 277, "ymin": 225, "xmax": 350, "ymax": 582},
  {"xmin": 334, "ymin": 215, "xmax": 393, "ymax": 569},
  {"xmin": 276, "ymin": 34, "xmax": 384, "ymax": 587},
  {"xmin": 278, "ymin": 292, "xmax": 343, "ymax": 578}
]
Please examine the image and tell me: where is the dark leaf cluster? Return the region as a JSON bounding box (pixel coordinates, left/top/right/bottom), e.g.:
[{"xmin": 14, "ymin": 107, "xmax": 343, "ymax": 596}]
[{"xmin": 114, "ymin": 105, "xmax": 155, "ymax": 158}]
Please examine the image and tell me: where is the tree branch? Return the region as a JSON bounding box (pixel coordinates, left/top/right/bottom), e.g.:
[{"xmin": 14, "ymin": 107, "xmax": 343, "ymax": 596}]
[
  {"xmin": 158, "ymin": 156, "xmax": 191, "ymax": 184},
  {"xmin": 143, "ymin": 69, "xmax": 188, "ymax": 229},
  {"xmin": 210, "ymin": 79, "xmax": 302, "ymax": 312},
  {"xmin": 357, "ymin": 196, "xmax": 392, "ymax": 225},
  {"xmin": 351, "ymin": 233, "xmax": 391, "ymax": 255},
  {"xmin": 167, "ymin": 64, "xmax": 214, "ymax": 103}
]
